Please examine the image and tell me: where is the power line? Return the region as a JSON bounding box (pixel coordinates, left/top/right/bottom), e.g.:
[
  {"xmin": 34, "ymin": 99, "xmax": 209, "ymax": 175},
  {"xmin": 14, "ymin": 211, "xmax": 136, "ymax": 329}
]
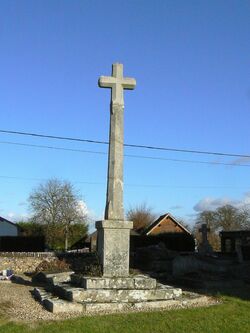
[
  {"xmin": 0, "ymin": 129, "xmax": 108, "ymax": 145},
  {"xmin": 0, "ymin": 129, "xmax": 250, "ymax": 159},
  {"xmin": 0, "ymin": 174, "xmax": 249, "ymax": 189},
  {"xmin": 0, "ymin": 141, "xmax": 107, "ymax": 156},
  {"xmin": 125, "ymin": 154, "xmax": 250, "ymax": 167},
  {"xmin": 1, "ymin": 140, "xmax": 250, "ymax": 167}
]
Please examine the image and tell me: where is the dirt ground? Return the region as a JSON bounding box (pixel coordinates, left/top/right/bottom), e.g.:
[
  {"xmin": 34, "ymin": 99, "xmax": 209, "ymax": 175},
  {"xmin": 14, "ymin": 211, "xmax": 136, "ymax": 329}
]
[
  {"xmin": 0, "ymin": 275, "xmax": 220, "ymax": 323},
  {"xmin": 0, "ymin": 279, "xmax": 83, "ymax": 322}
]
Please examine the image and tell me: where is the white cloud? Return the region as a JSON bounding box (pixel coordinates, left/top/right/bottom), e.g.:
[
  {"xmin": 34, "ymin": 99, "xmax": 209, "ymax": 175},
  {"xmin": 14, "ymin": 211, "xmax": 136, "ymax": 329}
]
[
  {"xmin": 231, "ymin": 157, "xmax": 250, "ymax": 165},
  {"xmin": 194, "ymin": 192, "xmax": 250, "ymax": 212},
  {"xmin": 77, "ymin": 200, "xmax": 101, "ymax": 233},
  {"xmin": 3, "ymin": 212, "xmax": 30, "ymax": 222},
  {"xmin": 170, "ymin": 205, "xmax": 182, "ymax": 210},
  {"xmin": 77, "ymin": 200, "xmax": 89, "ymax": 216},
  {"xmin": 6, "ymin": 212, "xmax": 16, "ymax": 219},
  {"xmin": 77, "ymin": 200, "xmax": 100, "ymax": 219}
]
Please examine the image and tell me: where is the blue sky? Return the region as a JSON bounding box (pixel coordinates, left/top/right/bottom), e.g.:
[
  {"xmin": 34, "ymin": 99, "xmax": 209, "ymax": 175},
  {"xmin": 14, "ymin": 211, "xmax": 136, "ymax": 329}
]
[{"xmin": 0, "ymin": 0, "xmax": 250, "ymax": 228}]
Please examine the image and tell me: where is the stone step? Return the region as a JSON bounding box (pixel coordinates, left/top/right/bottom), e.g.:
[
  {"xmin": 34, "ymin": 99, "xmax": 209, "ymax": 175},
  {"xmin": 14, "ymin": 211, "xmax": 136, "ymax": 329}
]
[
  {"xmin": 32, "ymin": 271, "xmax": 74, "ymax": 285},
  {"xmin": 33, "ymin": 287, "xmax": 84, "ymax": 314},
  {"xmin": 52, "ymin": 283, "xmax": 182, "ymax": 303},
  {"xmin": 83, "ymin": 298, "xmax": 192, "ymax": 313},
  {"xmin": 71, "ymin": 274, "xmax": 157, "ymax": 289},
  {"xmin": 33, "ymin": 287, "xmax": 210, "ymax": 314},
  {"xmin": 43, "ymin": 298, "xmax": 84, "ymax": 313}
]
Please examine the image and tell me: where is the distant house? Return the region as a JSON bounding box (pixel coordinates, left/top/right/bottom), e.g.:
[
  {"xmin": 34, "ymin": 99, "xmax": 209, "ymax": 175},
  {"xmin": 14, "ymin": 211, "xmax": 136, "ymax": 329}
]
[
  {"xmin": 82, "ymin": 231, "xmax": 96, "ymax": 252},
  {"xmin": 130, "ymin": 213, "xmax": 195, "ymax": 252},
  {"xmin": 0, "ymin": 216, "xmax": 21, "ymax": 236},
  {"xmin": 143, "ymin": 213, "xmax": 191, "ymax": 236},
  {"xmin": 75, "ymin": 214, "xmax": 195, "ymax": 253}
]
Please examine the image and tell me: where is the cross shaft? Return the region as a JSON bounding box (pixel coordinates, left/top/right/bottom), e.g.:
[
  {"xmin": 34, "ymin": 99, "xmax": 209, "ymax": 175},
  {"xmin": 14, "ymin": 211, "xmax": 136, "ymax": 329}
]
[{"xmin": 98, "ymin": 63, "xmax": 136, "ymax": 220}]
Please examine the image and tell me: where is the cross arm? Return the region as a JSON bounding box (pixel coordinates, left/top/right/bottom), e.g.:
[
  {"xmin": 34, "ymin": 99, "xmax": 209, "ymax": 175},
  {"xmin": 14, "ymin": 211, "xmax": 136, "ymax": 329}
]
[
  {"xmin": 122, "ymin": 77, "xmax": 136, "ymax": 90},
  {"xmin": 98, "ymin": 76, "xmax": 115, "ymax": 88}
]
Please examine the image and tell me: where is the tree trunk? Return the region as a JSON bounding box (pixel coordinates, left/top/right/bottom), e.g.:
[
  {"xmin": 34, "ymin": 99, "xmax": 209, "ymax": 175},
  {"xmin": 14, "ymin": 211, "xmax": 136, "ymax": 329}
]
[{"xmin": 64, "ymin": 225, "xmax": 69, "ymax": 251}]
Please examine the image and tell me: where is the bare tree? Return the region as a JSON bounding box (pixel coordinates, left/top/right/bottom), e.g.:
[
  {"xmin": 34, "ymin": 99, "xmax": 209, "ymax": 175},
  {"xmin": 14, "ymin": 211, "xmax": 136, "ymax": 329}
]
[
  {"xmin": 177, "ymin": 218, "xmax": 192, "ymax": 233},
  {"xmin": 214, "ymin": 205, "xmax": 250, "ymax": 231},
  {"xmin": 126, "ymin": 203, "xmax": 156, "ymax": 233},
  {"xmin": 29, "ymin": 178, "xmax": 88, "ymax": 250},
  {"xmin": 194, "ymin": 205, "xmax": 250, "ymax": 251}
]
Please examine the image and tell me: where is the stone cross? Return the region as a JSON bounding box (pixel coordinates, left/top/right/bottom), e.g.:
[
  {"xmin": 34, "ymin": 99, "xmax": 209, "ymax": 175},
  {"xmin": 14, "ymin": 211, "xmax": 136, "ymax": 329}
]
[
  {"xmin": 199, "ymin": 223, "xmax": 210, "ymax": 244},
  {"xmin": 99, "ymin": 63, "xmax": 136, "ymax": 220},
  {"xmin": 96, "ymin": 63, "xmax": 135, "ymax": 277},
  {"xmin": 198, "ymin": 223, "xmax": 213, "ymax": 254}
]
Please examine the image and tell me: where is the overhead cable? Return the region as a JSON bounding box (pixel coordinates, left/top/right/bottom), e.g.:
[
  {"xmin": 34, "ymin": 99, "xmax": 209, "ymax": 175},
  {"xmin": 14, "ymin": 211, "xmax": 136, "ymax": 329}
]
[
  {"xmin": 0, "ymin": 129, "xmax": 250, "ymax": 159},
  {"xmin": 0, "ymin": 140, "xmax": 250, "ymax": 167}
]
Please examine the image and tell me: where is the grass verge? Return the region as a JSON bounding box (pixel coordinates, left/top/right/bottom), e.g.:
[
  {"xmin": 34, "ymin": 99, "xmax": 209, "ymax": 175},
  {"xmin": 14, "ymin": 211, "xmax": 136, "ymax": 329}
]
[{"xmin": 0, "ymin": 295, "xmax": 249, "ymax": 333}]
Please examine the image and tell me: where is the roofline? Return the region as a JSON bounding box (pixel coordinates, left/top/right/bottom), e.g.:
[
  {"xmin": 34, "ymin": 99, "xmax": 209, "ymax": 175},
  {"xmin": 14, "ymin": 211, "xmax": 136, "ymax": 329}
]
[
  {"xmin": 0, "ymin": 216, "xmax": 22, "ymax": 230},
  {"xmin": 145, "ymin": 213, "xmax": 191, "ymax": 235}
]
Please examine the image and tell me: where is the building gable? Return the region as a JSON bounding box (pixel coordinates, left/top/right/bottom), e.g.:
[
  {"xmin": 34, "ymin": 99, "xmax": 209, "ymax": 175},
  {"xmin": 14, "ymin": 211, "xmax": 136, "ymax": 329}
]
[
  {"xmin": 145, "ymin": 213, "xmax": 190, "ymax": 236},
  {"xmin": 0, "ymin": 216, "xmax": 19, "ymax": 236}
]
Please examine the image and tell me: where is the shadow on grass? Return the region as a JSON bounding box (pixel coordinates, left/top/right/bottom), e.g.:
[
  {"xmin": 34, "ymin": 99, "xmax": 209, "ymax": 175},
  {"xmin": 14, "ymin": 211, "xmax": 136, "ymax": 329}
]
[{"xmin": 155, "ymin": 263, "xmax": 250, "ymax": 301}]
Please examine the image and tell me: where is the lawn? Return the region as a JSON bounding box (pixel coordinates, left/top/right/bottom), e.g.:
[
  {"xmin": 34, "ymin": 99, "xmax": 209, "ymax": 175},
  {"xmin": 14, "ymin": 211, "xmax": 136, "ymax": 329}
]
[{"xmin": 0, "ymin": 295, "xmax": 249, "ymax": 333}]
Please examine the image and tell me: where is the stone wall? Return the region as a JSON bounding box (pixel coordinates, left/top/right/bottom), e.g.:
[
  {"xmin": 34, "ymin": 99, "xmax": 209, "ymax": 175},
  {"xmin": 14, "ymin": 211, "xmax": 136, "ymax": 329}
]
[
  {"xmin": 0, "ymin": 252, "xmax": 57, "ymax": 273},
  {"xmin": 0, "ymin": 252, "xmax": 99, "ymax": 274}
]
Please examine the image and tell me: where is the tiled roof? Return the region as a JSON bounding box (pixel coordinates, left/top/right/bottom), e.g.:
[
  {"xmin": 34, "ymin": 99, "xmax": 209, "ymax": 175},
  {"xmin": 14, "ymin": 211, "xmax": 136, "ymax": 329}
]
[{"xmin": 143, "ymin": 213, "xmax": 191, "ymax": 235}]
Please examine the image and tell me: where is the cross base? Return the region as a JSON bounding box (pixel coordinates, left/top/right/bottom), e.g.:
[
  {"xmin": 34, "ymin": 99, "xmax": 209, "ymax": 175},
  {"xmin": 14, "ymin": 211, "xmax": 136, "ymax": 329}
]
[
  {"xmin": 95, "ymin": 220, "xmax": 133, "ymax": 277},
  {"xmin": 198, "ymin": 241, "xmax": 213, "ymax": 254}
]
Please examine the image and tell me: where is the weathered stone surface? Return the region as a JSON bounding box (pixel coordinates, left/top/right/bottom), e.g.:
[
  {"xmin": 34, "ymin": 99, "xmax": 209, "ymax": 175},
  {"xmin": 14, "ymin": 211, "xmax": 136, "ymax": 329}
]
[
  {"xmin": 96, "ymin": 220, "xmax": 133, "ymax": 277},
  {"xmin": 0, "ymin": 252, "xmax": 101, "ymax": 274},
  {"xmin": 132, "ymin": 299, "xmax": 185, "ymax": 311},
  {"xmin": 33, "ymin": 287, "xmax": 83, "ymax": 313},
  {"xmin": 84, "ymin": 302, "xmax": 130, "ymax": 313},
  {"xmin": 43, "ymin": 298, "xmax": 83, "ymax": 313},
  {"xmin": 134, "ymin": 275, "xmax": 157, "ymax": 289},
  {"xmin": 71, "ymin": 274, "xmax": 156, "ymax": 290},
  {"xmin": 33, "ymin": 287, "xmax": 48, "ymax": 302},
  {"xmin": 104, "ymin": 102, "xmax": 125, "ymax": 221},
  {"xmin": 0, "ymin": 252, "xmax": 56, "ymax": 274},
  {"xmin": 33, "ymin": 285, "xmax": 214, "ymax": 313},
  {"xmin": 84, "ymin": 296, "xmax": 206, "ymax": 313},
  {"xmin": 99, "ymin": 63, "xmax": 136, "ymax": 221},
  {"xmin": 32, "ymin": 271, "xmax": 74, "ymax": 285},
  {"xmin": 96, "ymin": 64, "xmax": 135, "ymax": 277},
  {"xmin": 53, "ymin": 284, "xmax": 182, "ymax": 303}
]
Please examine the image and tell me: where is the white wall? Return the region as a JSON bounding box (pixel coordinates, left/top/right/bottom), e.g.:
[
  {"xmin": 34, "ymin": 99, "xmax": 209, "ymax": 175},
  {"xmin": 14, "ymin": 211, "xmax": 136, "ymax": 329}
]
[{"xmin": 0, "ymin": 221, "xmax": 18, "ymax": 236}]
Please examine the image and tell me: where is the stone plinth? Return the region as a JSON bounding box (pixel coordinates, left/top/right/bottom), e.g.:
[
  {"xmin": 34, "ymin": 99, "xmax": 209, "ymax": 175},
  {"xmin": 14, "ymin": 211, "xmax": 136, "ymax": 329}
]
[
  {"xmin": 71, "ymin": 274, "xmax": 157, "ymax": 289},
  {"xmin": 33, "ymin": 273, "xmax": 183, "ymax": 314},
  {"xmin": 96, "ymin": 220, "xmax": 133, "ymax": 277},
  {"xmin": 54, "ymin": 283, "xmax": 182, "ymax": 303}
]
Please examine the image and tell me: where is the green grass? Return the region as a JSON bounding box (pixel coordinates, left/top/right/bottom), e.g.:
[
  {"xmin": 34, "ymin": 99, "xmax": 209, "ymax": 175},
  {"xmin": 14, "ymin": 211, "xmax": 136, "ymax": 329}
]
[{"xmin": 0, "ymin": 296, "xmax": 249, "ymax": 333}]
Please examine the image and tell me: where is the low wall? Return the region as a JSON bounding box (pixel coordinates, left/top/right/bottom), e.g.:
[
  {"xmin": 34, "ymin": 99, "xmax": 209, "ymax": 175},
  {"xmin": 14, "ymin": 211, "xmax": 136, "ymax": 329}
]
[
  {"xmin": 172, "ymin": 254, "xmax": 235, "ymax": 276},
  {"xmin": 0, "ymin": 252, "xmax": 57, "ymax": 273},
  {"xmin": 0, "ymin": 252, "xmax": 98, "ymax": 274}
]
